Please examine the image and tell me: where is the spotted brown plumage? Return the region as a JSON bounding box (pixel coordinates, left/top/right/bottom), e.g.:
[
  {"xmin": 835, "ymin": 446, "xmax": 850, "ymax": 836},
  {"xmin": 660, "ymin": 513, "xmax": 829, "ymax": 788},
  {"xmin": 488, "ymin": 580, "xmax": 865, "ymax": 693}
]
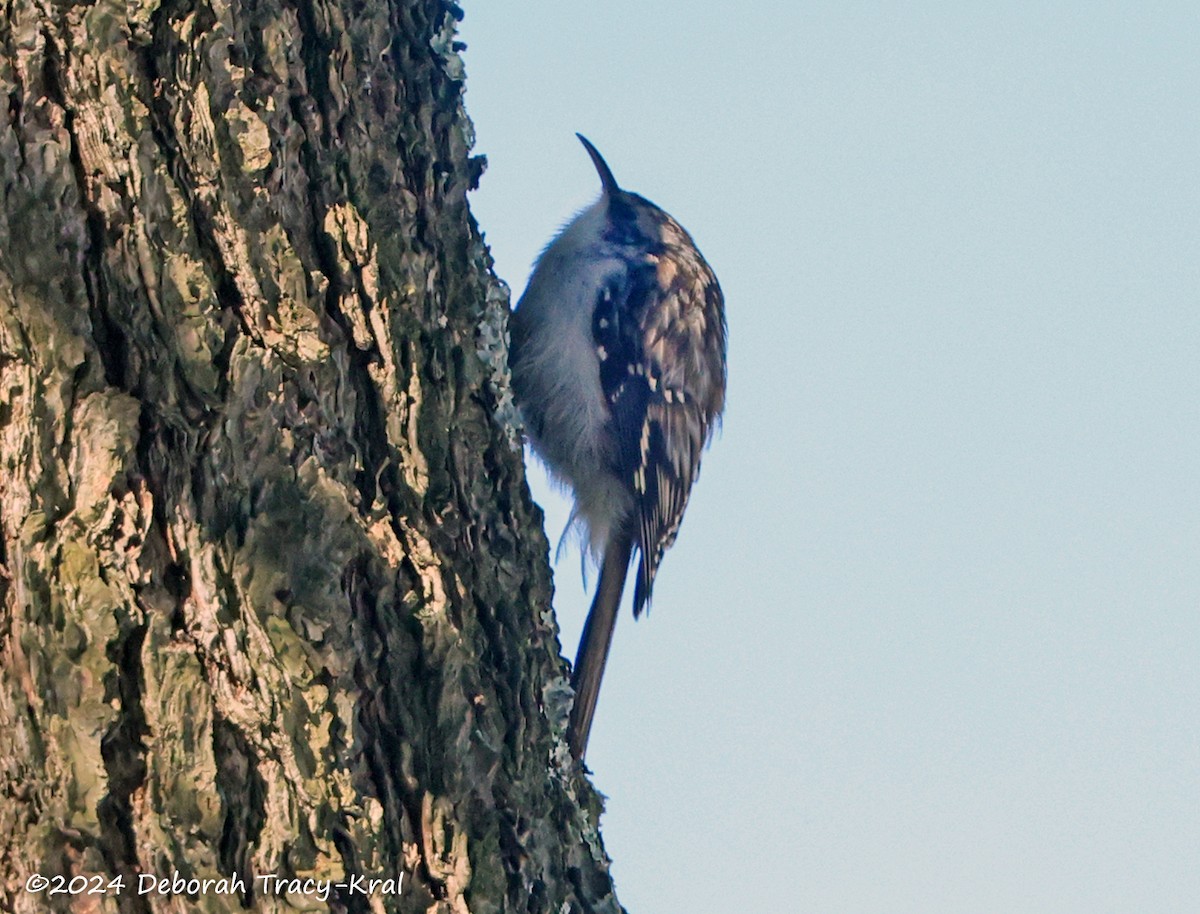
[
  {"xmin": 592, "ymin": 211, "xmax": 725, "ymax": 616},
  {"xmin": 508, "ymin": 135, "xmax": 727, "ymax": 761}
]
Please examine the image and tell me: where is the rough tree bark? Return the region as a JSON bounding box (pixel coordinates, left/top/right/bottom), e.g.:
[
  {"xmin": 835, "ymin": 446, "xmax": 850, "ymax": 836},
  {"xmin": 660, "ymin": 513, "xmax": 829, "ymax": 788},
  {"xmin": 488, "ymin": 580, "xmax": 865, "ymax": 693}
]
[{"xmin": 0, "ymin": 0, "xmax": 621, "ymax": 912}]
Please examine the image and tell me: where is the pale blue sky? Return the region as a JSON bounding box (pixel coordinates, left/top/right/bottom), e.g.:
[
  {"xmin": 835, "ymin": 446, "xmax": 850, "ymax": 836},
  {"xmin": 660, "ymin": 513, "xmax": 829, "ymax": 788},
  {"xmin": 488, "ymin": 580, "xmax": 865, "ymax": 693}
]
[{"xmin": 459, "ymin": 5, "xmax": 1199, "ymax": 912}]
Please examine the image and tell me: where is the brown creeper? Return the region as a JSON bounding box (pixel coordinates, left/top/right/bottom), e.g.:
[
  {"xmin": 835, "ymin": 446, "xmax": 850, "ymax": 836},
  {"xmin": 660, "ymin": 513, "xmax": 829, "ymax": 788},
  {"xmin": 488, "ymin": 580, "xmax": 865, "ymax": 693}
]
[{"xmin": 509, "ymin": 135, "xmax": 727, "ymax": 761}]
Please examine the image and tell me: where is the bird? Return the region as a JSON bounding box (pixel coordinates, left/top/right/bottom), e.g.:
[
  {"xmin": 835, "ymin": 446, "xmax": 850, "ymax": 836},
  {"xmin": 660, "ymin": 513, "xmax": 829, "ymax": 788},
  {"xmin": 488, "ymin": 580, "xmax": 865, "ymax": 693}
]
[{"xmin": 508, "ymin": 134, "xmax": 727, "ymax": 762}]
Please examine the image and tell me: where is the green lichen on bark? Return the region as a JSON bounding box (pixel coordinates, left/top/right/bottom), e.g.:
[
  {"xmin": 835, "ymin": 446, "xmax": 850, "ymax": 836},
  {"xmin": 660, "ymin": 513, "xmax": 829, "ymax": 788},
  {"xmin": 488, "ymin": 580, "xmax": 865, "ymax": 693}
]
[{"xmin": 0, "ymin": 1, "xmax": 621, "ymax": 912}]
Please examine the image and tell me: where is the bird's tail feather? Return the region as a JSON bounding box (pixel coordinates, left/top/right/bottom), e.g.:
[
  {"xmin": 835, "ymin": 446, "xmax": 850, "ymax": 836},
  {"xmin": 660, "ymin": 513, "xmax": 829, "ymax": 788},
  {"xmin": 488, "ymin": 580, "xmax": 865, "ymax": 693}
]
[{"xmin": 568, "ymin": 535, "xmax": 633, "ymax": 761}]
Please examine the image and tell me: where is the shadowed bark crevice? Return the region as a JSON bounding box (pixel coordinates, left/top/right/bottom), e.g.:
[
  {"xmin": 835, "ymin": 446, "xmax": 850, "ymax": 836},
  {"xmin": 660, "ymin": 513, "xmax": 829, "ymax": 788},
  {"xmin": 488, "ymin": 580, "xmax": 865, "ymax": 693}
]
[
  {"xmin": 213, "ymin": 713, "xmax": 266, "ymax": 902},
  {"xmin": 97, "ymin": 618, "xmax": 151, "ymax": 914}
]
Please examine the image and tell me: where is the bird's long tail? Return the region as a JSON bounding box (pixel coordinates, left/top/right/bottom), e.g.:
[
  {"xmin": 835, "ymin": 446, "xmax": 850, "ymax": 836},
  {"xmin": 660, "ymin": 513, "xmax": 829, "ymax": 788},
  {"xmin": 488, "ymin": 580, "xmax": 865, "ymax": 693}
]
[{"xmin": 568, "ymin": 535, "xmax": 633, "ymax": 761}]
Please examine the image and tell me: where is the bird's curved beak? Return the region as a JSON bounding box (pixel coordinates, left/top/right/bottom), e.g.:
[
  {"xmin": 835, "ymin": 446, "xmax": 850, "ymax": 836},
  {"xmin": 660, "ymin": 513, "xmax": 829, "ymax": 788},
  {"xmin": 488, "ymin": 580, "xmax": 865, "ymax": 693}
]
[{"xmin": 576, "ymin": 133, "xmax": 620, "ymax": 196}]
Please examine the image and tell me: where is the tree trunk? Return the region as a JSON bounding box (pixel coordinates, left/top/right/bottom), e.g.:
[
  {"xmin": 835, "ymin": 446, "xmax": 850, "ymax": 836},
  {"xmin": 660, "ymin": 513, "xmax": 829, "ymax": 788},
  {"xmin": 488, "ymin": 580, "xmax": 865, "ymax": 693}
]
[{"xmin": 0, "ymin": 1, "xmax": 619, "ymax": 911}]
